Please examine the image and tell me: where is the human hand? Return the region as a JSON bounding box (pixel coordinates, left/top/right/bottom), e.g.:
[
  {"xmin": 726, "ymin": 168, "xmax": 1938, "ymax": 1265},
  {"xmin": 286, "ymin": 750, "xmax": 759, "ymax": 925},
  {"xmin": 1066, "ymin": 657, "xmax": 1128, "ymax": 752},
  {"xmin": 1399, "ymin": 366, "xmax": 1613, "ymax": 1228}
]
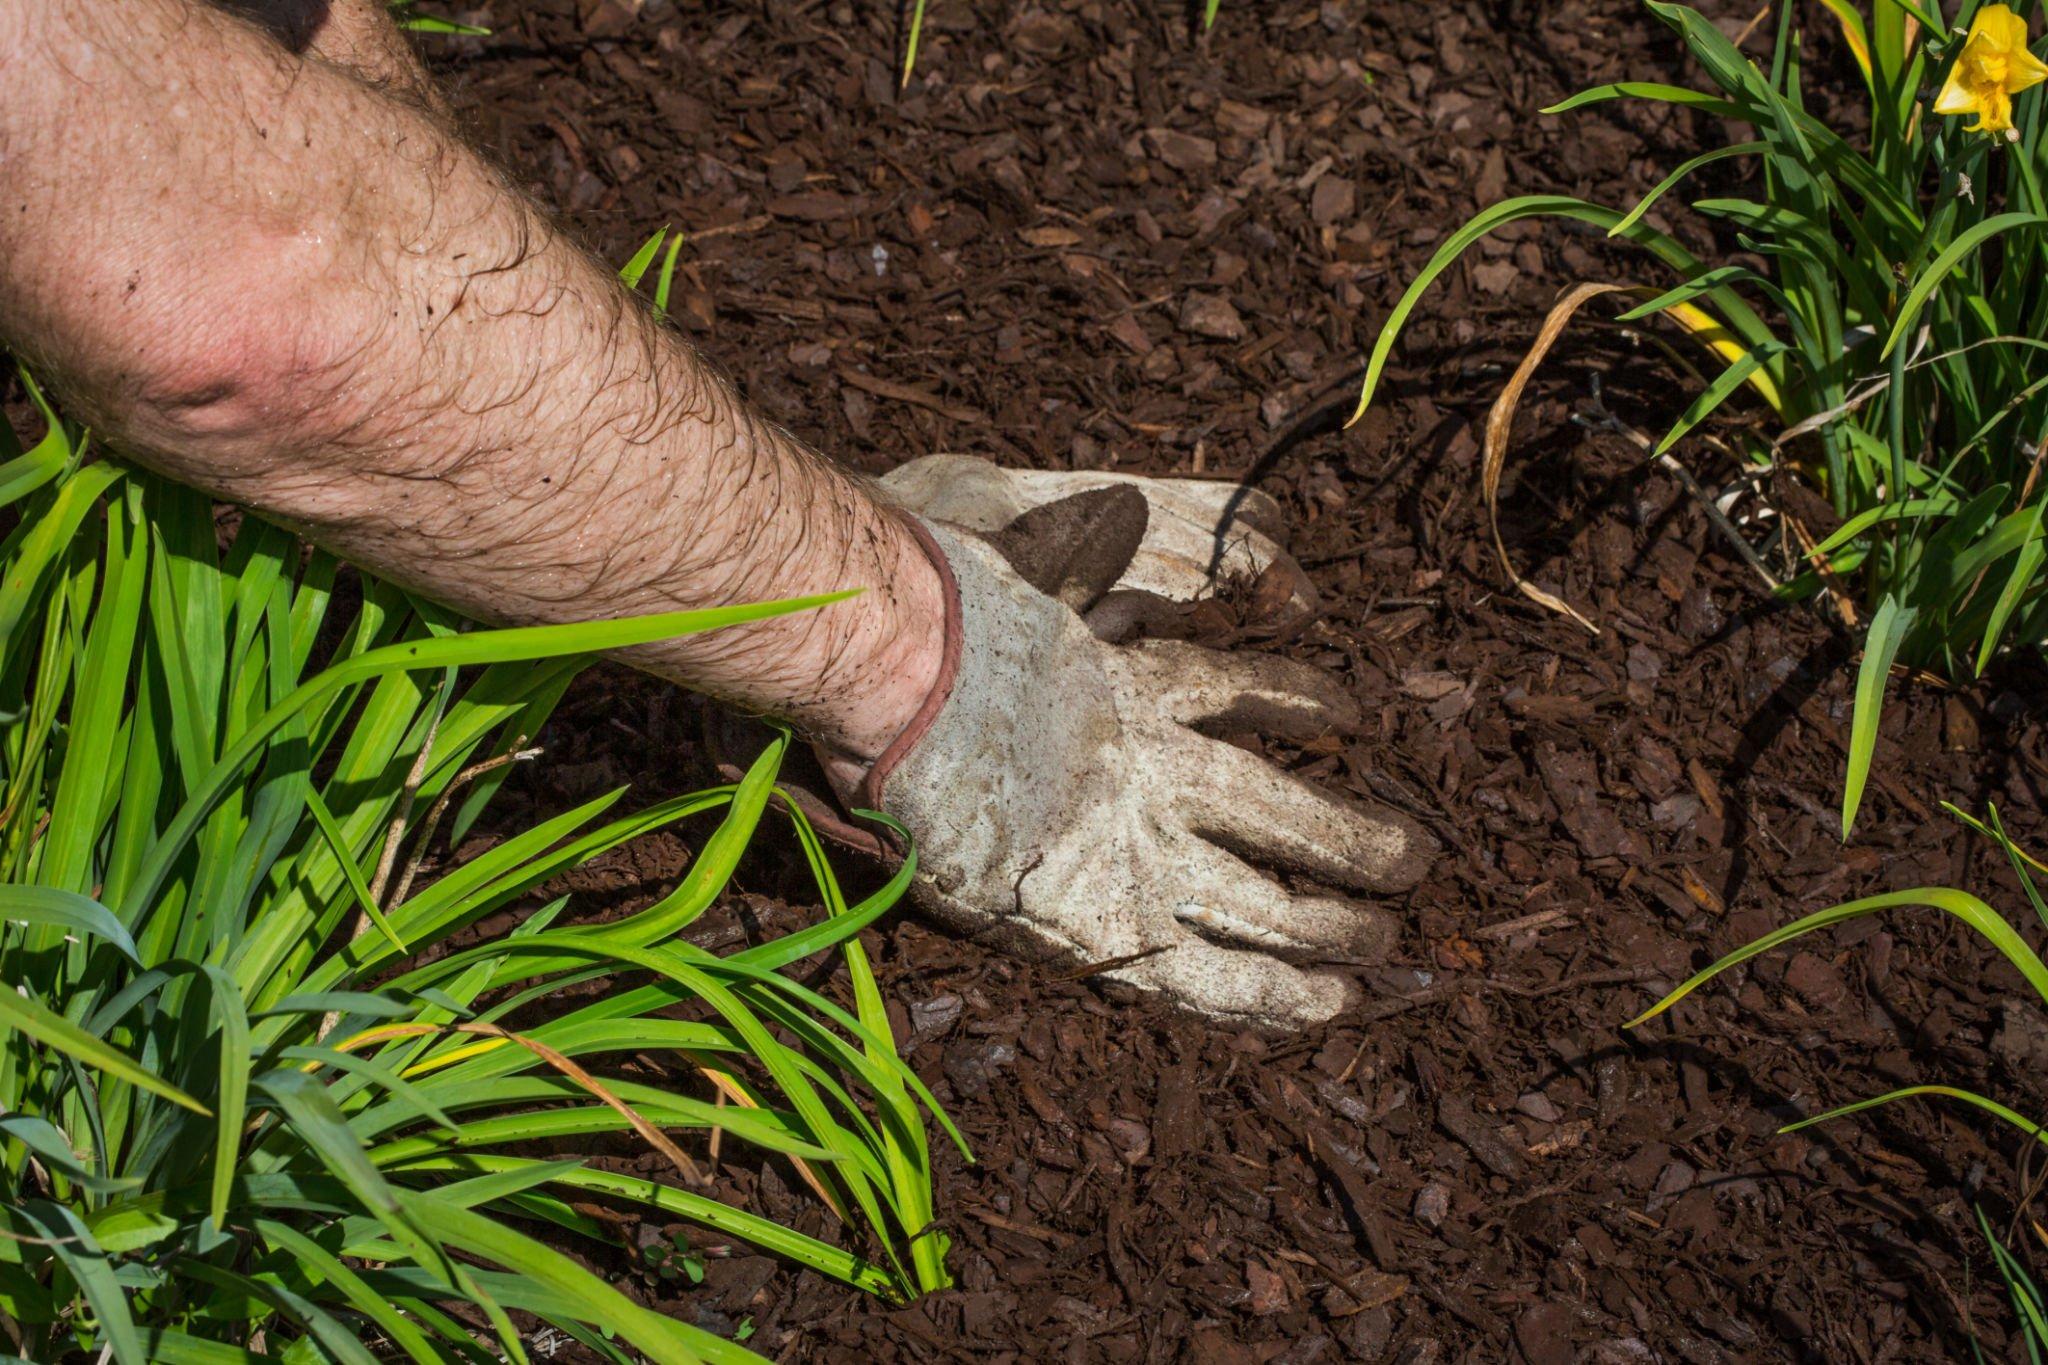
[{"xmin": 859, "ymin": 470, "xmax": 1433, "ymax": 1028}]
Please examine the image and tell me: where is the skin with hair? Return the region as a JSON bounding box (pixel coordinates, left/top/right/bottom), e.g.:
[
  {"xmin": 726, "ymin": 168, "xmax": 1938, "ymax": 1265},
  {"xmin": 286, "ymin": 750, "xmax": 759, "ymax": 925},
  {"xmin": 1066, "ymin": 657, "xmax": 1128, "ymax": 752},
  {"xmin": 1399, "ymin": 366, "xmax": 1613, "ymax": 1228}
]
[{"xmin": 0, "ymin": 0, "xmax": 944, "ymax": 761}]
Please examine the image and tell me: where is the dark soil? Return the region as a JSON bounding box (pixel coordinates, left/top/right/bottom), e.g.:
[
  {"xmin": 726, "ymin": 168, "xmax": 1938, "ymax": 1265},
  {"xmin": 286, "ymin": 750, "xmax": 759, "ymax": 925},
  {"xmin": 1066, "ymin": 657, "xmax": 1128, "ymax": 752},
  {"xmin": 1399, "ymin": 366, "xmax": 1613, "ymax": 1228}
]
[{"xmin": 419, "ymin": 1, "xmax": 2048, "ymax": 1360}]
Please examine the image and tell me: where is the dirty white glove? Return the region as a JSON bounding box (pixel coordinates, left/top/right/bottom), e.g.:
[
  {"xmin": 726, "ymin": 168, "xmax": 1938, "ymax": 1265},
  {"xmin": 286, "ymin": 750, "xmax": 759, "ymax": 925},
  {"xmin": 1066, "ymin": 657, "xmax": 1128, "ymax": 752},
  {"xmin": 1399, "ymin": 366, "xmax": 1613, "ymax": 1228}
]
[{"xmin": 853, "ymin": 463, "xmax": 1433, "ymax": 1028}]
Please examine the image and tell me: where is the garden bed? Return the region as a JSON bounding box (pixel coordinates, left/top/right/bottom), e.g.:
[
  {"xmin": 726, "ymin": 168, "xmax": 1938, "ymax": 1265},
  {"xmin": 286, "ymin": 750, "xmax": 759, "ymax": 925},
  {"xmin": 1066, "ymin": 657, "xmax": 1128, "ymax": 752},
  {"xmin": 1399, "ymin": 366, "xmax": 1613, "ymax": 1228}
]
[{"xmin": 429, "ymin": 0, "xmax": 2048, "ymax": 1358}]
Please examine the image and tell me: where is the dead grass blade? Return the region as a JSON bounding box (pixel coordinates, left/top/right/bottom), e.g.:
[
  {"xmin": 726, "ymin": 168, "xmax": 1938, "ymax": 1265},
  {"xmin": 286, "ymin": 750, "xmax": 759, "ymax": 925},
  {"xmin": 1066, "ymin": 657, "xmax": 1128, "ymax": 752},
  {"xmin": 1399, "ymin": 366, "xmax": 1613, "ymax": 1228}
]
[
  {"xmin": 338, "ymin": 1021, "xmax": 708, "ymax": 1185},
  {"xmin": 693, "ymin": 1062, "xmax": 847, "ymax": 1220},
  {"xmin": 1481, "ymin": 282, "xmax": 1626, "ymax": 635}
]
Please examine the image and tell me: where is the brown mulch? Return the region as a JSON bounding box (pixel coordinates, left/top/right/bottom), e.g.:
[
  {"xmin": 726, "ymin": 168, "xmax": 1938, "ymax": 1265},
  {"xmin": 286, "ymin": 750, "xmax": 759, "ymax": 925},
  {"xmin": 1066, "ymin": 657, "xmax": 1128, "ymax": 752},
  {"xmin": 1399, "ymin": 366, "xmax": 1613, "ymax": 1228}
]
[{"xmin": 417, "ymin": 1, "xmax": 2048, "ymax": 1360}]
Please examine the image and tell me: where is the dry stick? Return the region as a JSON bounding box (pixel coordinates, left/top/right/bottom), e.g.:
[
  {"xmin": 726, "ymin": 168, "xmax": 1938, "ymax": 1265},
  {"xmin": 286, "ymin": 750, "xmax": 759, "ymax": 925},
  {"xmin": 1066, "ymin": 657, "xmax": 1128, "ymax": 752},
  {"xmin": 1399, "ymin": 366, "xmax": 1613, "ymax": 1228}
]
[
  {"xmin": 1486, "ymin": 283, "xmax": 1835, "ymax": 635},
  {"xmin": 1784, "ymin": 512, "xmax": 1862, "ymax": 630},
  {"xmin": 1047, "ymin": 944, "xmax": 1169, "ymax": 982},
  {"xmin": 1577, "ymin": 385, "xmax": 1785, "ymax": 595},
  {"xmin": 315, "ymin": 733, "xmax": 537, "ymax": 1043},
  {"xmin": 686, "ymin": 214, "xmax": 772, "ymax": 241},
  {"xmin": 367, "ymin": 709, "xmax": 446, "ymax": 909},
  {"xmin": 389, "ymin": 744, "xmax": 542, "ymax": 908},
  {"xmin": 1730, "ymin": 3, "xmax": 1772, "ymax": 46},
  {"xmin": 1470, "ymin": 906, "xmax": 1575, "ymax": 940}
]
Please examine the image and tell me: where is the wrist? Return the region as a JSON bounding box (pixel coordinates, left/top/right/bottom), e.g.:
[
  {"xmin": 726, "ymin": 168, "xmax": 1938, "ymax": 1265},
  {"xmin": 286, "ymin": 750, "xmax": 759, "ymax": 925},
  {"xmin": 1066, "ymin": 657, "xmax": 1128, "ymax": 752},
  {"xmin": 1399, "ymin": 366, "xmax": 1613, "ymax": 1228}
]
[{"xmin": 814, "ymin": 510, "xmax": 953, "ymax": 767}]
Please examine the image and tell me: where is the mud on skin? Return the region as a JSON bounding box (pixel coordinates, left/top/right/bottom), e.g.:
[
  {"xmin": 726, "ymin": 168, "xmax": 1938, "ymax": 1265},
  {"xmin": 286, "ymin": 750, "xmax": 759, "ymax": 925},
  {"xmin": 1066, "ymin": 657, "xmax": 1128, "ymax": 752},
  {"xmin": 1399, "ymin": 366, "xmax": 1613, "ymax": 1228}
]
[{"xmin": 398, "ymin": 0, "xmax": 2048, "ymax": 1358}]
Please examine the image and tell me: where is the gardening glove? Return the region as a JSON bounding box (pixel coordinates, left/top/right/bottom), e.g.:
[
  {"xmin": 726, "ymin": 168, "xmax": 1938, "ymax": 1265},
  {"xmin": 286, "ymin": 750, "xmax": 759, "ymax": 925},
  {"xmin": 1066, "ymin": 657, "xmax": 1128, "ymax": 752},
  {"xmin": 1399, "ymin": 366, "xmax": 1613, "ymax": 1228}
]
[
  {"xmin": 878, "ymin": 452, "xmax": 1319, "ymax": 619},
  {"xmin": 847, "ymin": 476, "xmax": 1434, "ymax": 1029}
]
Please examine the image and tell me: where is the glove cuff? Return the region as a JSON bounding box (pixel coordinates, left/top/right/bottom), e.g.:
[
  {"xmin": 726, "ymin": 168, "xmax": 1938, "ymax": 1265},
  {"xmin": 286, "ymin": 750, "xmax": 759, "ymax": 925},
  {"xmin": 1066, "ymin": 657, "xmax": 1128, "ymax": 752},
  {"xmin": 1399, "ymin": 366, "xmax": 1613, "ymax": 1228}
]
[{"xmin": 854, "ymin": 513, "xmax": 963, "ymax": 813}]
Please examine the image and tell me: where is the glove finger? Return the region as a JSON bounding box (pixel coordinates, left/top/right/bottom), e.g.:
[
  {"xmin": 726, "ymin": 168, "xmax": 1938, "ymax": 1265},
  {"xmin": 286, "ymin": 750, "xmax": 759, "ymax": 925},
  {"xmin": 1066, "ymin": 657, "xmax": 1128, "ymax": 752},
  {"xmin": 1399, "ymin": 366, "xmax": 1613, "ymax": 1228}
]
[
  {"xmin": 1001, "ymin": 468, "xmax": 1286, "ymax": 539},
  {"xmin": 1118, "ymin": 482, "xmax": 1290, "ymax": 601},
  {"xmin": 988, "ymin": 486, "xmax": 1149, "ymax": 613},
  {"xmin": 880, "ymin": 456, "xmax": 1284, "ymax": 537},
  {"xmin": 1165, "ymin": 833, "xmax": 1397, "ymax": 959},
  {"xmin": 1164, "ymin": 732, "xmax": 1435, "ymax": 893},
  {"xmin": 1114, "ymin": 936, "xmax": 1355, "ymax": 1028},
  {"xmin": 1122, "ymin": 535, "xmax": 1285, "ymax": 603},
  {"xmin": 1113, "ymin": 639, "xmax": 1360, "ymax": 741}
]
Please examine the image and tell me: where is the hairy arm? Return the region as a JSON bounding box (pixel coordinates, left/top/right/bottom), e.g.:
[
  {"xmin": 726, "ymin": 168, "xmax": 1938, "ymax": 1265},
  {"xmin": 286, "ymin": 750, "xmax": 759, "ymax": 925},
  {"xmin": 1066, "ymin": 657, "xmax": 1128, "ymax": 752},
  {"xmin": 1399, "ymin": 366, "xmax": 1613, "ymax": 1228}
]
[
  {"xmin": 215, "ymin": 0, "xmax": 450, "ymax": 109},
  {"xmin": 0, "ymin": 0, "xmax": 944, "ymax": 759}
]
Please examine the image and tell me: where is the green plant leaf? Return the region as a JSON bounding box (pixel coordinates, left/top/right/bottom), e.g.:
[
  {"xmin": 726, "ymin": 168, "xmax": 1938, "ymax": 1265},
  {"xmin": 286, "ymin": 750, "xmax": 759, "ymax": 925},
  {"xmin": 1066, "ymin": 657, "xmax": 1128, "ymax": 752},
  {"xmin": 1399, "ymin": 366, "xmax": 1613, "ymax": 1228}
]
[
  {"xmin": 0, "ymin": 983, "xmax": 209, "ymax": 1115},
  {"xmin": 1842, "ymin": 593, "xmax": 1914, "ymax": 838},
  {"xmin": 1882, "ymin": 213, "xmax": 2048, "ymax": 360},
  {"xmin": 902, "ymin": 0, "xmax": 929, "ymax": 86},
  {"xmin": 1629, "ymin": 885, "xmax": 2048, "ymax": 1028},
  {"xmin": 0, "ymin": 887, "xmax": 141, "ymax": 962},
  {"xmin": 16, "ymin": 1201, "xmax": 145, "ymax": 1365},
  {"xmin": 1348, "ymin": 194, "xmax": 1779, "ymax": 424},
  {"xmin": 1655, "ymin": 341, "xmax": 1786, "ymax": 454},
  {"xmin": 620, "ymin": 228, "xmax": 669, "ymax": 289},
  {"xmin": 1781, "ymin": 1083, "xmax": 2047, "ymax": 1145},
  {"xmin": 303, "ymin": 785, "xmax": 408, "ymax": 955},
  {"xmin": 200, "ymin": 964, "xmax": 252, "ymax": 1227}
]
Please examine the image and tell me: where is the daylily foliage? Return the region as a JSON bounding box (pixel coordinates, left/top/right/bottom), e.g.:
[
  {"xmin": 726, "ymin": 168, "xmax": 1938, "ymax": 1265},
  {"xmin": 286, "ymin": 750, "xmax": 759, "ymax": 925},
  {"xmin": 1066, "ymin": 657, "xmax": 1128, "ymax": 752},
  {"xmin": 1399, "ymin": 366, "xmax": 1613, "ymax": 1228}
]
[{"xmin": 1356, "ymin": 0, "xmax": 2048, "ymax": 839}]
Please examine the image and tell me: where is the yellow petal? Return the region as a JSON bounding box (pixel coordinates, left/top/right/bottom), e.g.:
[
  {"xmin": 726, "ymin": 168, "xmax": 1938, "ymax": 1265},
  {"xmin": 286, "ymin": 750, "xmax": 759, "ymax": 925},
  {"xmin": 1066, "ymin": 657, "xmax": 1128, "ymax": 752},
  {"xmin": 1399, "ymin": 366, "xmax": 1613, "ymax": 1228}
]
[
  {"xmin": 1934, "ymin": 69, "xmax": 1983, "ymax": 113},
  {"xmin": 1981, "ymin": 4, "xmax": 2031, "ymax": 55},
  {"xmin": 2011, "ymin": 41, "xmax": 2048, "ymax": 92}
]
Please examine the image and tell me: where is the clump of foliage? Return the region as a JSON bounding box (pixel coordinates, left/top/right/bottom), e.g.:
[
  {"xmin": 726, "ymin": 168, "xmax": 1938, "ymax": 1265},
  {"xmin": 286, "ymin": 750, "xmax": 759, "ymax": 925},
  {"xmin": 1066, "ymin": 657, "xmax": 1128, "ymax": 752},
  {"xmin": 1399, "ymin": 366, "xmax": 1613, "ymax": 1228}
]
[
  {"xmin": 0, "ymin": 235, "xmax": 960, "ymax": 1363},
  {"xmin": 1629, "ymin": 803, "xmax": 2048, "ymax": 1350},
  {"xmin": 1357, "ymin": 0, "xmax": 2048, "ymax": 835}
]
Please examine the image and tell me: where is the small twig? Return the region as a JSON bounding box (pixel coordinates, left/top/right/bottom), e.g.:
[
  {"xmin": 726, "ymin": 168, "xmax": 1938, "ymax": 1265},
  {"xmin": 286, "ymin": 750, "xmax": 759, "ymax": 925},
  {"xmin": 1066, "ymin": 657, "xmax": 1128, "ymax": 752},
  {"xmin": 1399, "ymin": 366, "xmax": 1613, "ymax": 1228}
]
[
  {"xmin": 1784, "ymin": 512, "xmax": 1860, "ymax": 630},
  {"xmin": 1358, "ymin": 965, "xmax": 1662, "ymax": 1023},
  {"xmin": 0, "ymin": 1225, "xmax": 85, "ymax": 1249},
  {"xmin": 1273, "ymin": 1245, "xmax": 1409, "ymax": 1313},
  {"xmin": 1054, "ymin": 1159, "xmax": 1097, "ymax": 1215},
  {"xmin": 693, "ymin": 1064, "xmax": 840, "ymax": 1215},
  {"xmin": 1576, "ymin": 381, "xmax": 1783, "ymax": 595},
  {"xmin": 1336, "ymin": 1035, "xmax": 1372, "ymax": 1085},
  {"xmin": 685, "ymin": 214, "xmax": 772, "ymax": 241},
  {"xmin": 1470, "ymin": 906, "xmax": 1575, "ymax": 940},
  {"xmin": 1482, "ymin": 965, "xmax": 1661, "ymax": 999},
  {"xmin": 318, "ymin": 713, "xmax": 442, "ymax": 1046},
  {"xmin": 367, "ymin": 710, "xmax": 446, "ymax": 910},
  {"xmin": 1730, "ymin": 2, "xmax": 1771, "ymax": 46},
  {"xmin": 389, "ymin": 745, "xmax": 541, "ymax": 908}
]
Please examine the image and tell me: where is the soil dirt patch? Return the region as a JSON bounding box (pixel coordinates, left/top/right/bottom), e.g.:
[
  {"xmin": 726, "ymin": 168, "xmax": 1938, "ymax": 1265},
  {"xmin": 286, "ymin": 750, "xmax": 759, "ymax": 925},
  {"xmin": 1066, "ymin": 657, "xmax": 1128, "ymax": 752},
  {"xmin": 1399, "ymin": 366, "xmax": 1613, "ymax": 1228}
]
[{"xmin": 424, "ymin": 1, "xmax": 2048, "ymax": 1359}]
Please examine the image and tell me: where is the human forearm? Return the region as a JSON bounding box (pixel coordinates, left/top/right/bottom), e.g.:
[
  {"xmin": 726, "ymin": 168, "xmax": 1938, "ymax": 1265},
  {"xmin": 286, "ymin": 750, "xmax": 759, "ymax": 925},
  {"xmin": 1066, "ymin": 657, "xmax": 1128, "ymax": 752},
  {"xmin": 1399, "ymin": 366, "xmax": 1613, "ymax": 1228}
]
[
  {"xmin": 213, "ymin": 0, "xmax": 449, "ymax": 110},
  {"xmin": 0, "ymin": 0, "xmax": 942, "ymax": 757}
]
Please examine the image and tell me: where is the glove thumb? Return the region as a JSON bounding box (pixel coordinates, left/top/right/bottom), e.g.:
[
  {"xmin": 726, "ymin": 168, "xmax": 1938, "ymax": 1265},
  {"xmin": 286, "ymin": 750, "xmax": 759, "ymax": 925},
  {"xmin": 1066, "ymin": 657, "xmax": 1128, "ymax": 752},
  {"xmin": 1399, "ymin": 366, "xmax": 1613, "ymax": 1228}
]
[{"xmin": 985, "ymin": 485, "xmax": 1149, "ymax": 614}]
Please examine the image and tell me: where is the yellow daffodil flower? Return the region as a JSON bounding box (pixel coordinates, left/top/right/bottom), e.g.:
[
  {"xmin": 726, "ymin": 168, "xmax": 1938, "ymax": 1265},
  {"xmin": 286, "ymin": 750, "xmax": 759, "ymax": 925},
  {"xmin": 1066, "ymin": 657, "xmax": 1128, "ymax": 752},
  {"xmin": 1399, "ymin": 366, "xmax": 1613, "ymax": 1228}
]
[{"xmin": 1935, "ymin": 3, "xmax": 2048, "ymax": 139}]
